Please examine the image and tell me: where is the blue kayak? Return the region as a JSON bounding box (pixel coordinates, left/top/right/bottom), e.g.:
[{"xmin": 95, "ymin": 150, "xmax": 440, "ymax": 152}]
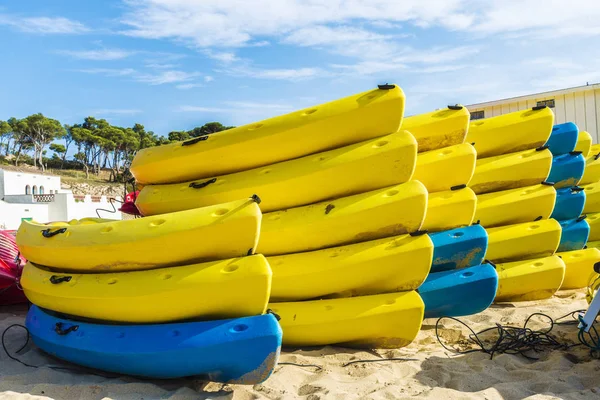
[
  {"xmin": 545, "ymin": 122, "xmax": 579, "ymax": 156},
  {"xmin": 429, "ymin": 225, "xmax": 488, "ymax": 273},
  {"xmin": 547, "ymin": 152, "xmax": 585, "ymax": 189},
  {"xmin": 558, "ymin": 217, "xmax": 590, "ymax": 252},
  {"xmin": 551, "ymin": 186, "xmax": 586, "ymax": 221},
  {"xmin": 419, "ymin": 264, "xmax": 498, "ymax": 318},
  {"xmin": 26, "ymin": 305, "xmax": 282, "ymax": 383}
]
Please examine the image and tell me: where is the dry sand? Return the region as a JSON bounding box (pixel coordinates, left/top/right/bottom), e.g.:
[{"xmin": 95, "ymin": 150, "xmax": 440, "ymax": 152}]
[{"xmin": 1, "ymin": 291, "xmax": 599, "ymax": 400}]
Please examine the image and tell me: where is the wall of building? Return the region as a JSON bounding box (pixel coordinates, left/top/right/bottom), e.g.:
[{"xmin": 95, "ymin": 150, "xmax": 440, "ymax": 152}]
[
  {"xmin": 467, "ymin": 86, "xmax": 600, "ymax": 144},
  {"xmin": 48, "ymin": 193, "xmax": 123, "ymax": 222},
  {"xmin": 0, "ymin": 169, "xmax": 62, "ymax": 197},
  {"xmin": 0, "ymin": 200, "xmax": 49, "ymax": 230}
]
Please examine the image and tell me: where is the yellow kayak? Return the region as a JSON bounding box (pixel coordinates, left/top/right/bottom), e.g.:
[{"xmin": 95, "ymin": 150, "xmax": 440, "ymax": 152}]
[
  {"xmin": 16, "ymin": 197, "xmax": 261, "ymax": 272},
  {"xmin": 474, "ymin": 184, "xmax": 557, "ymax": 228},
  {"xmin": 136, "ymin": 130, "xmax": 418, "ymax": 215},
  {"xmin": 466, "ymin": 106, "xmax": 554, "ymax": 158},
  {"xmin": 421, "ymin": 187, "xmax": 476, "ymax": 232},
  {"xmin": 486, "ymin": 219, "xmax": 561, "ymax": 263},
  {"xmin": 469, "ymin": 148, "xmax": 552, "ymax": 194},
  {"xmin": 494, "ymin": 256, "xmax": 566, "ymax": 302},
  {"xmin": 269, "ymin": 234, "xmax": 432, "ymax": 302},
  {"xmin": 131, "ymin": 85, "xmax": 405, "ymax": 184},
  {"xmin": 588, "ymin": 213, "xmax": 600, "ymax": 241},
  {"xmin": 21, "ymin": 255, "xmax": 271, "ymax": 323},
  {"xmin": 583, "ymin": 183, "xmax": 600, "ymax": 214},
  {"xmin": 402, "ymin": 105, "xmax": 469, "ymax": 152},
  {"xmin": 575, "ymin": 130, "xmax": 593, "ymax": 158},
  {"xmin": 558, "ymin": 248, "xmax": 600, "ymax": 289},
  {"xmin": 412, "ymin": 143, "xmax": 476, "ymax": 193},
  {"xmin": 257, "ymin": 181, "xmax": 427, "ymax": 256},
  {"xmin": 270, "ymin": 291, "xmax": 424, "ymax": 348},
  {"xmin": 587, "ymin": 239, "xmax": 600, "ymax": 250},
  {"xmin": 580, "ymin": 146, "xmax": 600, "ymax": 185}
]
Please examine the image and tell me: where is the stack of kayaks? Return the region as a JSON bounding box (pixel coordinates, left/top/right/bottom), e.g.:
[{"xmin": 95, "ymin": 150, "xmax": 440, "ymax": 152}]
[
  {"xmin": 17, "ymin": 85, "xmax": 421, "ymax": 380},
  {"xmin": 404, "ymin": 106, "xmax": 498, "ymax": 319},
  {"xmin": 566, "ymin": 140, "xmax": 600, "ymax": 289},
  {"xmin": 466, "ymin": 109, "xmax": 569, "ymax": 302},
  {"xmin": 14, "ymin": 83, "xmax": 600, "ymax": 380}
]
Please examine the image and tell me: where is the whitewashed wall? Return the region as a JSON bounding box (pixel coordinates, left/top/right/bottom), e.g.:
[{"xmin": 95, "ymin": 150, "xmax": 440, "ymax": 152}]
[
  {"xmin": 0, "ymin": 169, "xmax": 62, "ymax": 196},
  {"xmin": 467, "ymin": 87, "xmax": 600, "ymax": 144},
  {"xmin": 0, "ymin": 200, "xmax": 49, "ymax": 230},
  {"xmin": 48, "ymin": 193, "xmax": 123, "ymax": 222}
]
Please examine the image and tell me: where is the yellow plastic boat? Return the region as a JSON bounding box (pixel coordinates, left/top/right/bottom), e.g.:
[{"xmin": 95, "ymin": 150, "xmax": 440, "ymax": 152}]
[
  {"xmin": 575, "ymin": 130, "xmax": 593, "ymax": 157},
  {"xmin": 16, "ymin": 197, "xmax": 262, "ymax": 272},
  {"xmin": 421, "ymin": 187, "xmax": 476, "ymax": 232},
  {"xmin": 257, "ymin": 181, "xmax": 427, "ymax": 256},
  {"xmin": 474, "ymin": 184, "xmax": 556, "ymax": 228},
  {"xmin": 412, "ymin": 143, "xmax": 476, "ymax": 193},
  {"xmin": 269, "ymin": 234, "xmax": 433, "ymax": 302},
  {"xmin": 402, "ymin": 105, "xmax": 469, "ymax": 152},
  {"xmin": 131, "ymin": 85, "xmax": 405, "ymax": 184},
  {"xmin": 469, "ymin": 148, "xmax": 552, "ymax": 194},
  {"xmin": 21, "ymin": 255, "xmax": 271, "ymax": 323},
  {"xmin": 582, "ymin": 183, "xmax": 600, "ymax": 214},
  {"xmin": 466, "ymin": 107, "xmax": 554, "ymax": 158},
  {"xmin": 486, "ymin": 219, "xmax": 561, "ymax": 263},
  {"xmin": 494, "ymin": 256, "xmax": 565, "ymax": 302},
  {"xmin": 270, "ymin": 291, "xmax": 424, "ymax": 348},
  {"xmin": 558, "ymin": 248, "xmax": 600, "ymax": 289},
  {"xmin": 136, "ymin": 130, "xmax": 418, "ymax": 216},
  {"xmin": 587, "ymin": 240, "xmax": 600, "ymax": 250},
  {"xmin": 587, "ymin": 213, "xmax": 600, "ymax": 241},
  {"xmin": 580, "ymin": 146, "xmax": 600, "ymax": 185}
]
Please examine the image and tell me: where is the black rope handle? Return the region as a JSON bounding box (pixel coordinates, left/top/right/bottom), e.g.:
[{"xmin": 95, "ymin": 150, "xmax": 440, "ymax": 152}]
[
  {"xmin": 595, "ymin": 152, "xmax": 600, "ymax": 161},
  {"xmin": 377, "ymin": 83, "xmax": 395, "ymax": 90},
  {"xmin": 54, "ymin": 323, "xmax": 78, "ymax": 336},
  {"xmin": 577, "ymin": 214, "xmax": 588, "ymax": 222},
  {"xmin": 266, "ymin": 309, "xmax": 281, "ymax": 321},
  {"xmin": 41, "ymin": 228, "xmax": 67, "ymax": 238},
  {"xmin": 182, "ymin": 136, "xmax": 208, "ymax": 146},
  {"xmin": 50, "ymin": 275, "xmax": 72, "ymax": 284},
  {"xmin": 571, "ymin": 186, "xmax": 584, "ymax": 193},
  {"xmin": 189, "ymin": 178, "xmax": 217, "ymax": 189}
]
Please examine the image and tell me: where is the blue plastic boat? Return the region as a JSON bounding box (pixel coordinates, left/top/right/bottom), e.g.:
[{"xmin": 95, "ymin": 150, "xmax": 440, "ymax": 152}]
[
  {"xmin": 419, "ymin": 264, "xmax": 498, "ymax": 318},
  {"xmin": 551, "ymin": 186, "xmax": 586, "ymax": 221},
  {"xmin": 429, "ymin": 225, "xmax": 488, "ymax": 273},
  {"xmin": 547, "ymin": 152, "xmax": 585, "ymax": 188},
  {"xmin": 558, "ymin": 217, "xmax": 590, "ymax": 252},
  {"xmin": 546, "ymin": 122, "xmax": 579, "ymax": 156},
  {"xmin": 26, "ymin": 305, "xmax": 282, "ymax": 383}
]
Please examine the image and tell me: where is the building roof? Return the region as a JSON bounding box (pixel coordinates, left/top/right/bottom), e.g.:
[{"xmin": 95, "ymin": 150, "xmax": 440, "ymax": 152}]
[{"xmin": 467, "ymin": 82, "xmax": 600, "ymax": 109}]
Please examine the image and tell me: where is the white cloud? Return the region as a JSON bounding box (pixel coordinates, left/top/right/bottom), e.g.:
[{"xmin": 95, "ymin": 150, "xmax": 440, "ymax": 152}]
[
  {"xmin": 74, "ymin": 68, "xmax": 137, "ymax": 77},
  {"xmin": 0, "ymin": 15, "xmax": 89, "ymax": 34},
  {"xmin": 204, "ymin": 50, "xmax": 240, "ymax": 63},
  {"xmin": 223, "ymin": 101, "xmax": 292, "ymax": 111},
  {"xmin": 204, "ymin": 76, "xmax": 214, "ymax": 82},
  {"xmin": 178, "ymin": 106, "xmax": 229, "ymax": 113},
  {"xmin": 135, "ymin": 70, "xmax": 202, "ymax": 85},
  {"xmin": 176, "ymin": 83, "xmax": 204, "ymax": 90},
  {"xmin": 222, "ymin": 66, "xmax": 324, "ymax": 81},
  {"xmin": 93, "ymin": 108, "xmax": 143, "ymax": 115},
  {"xmin": 57, "ymin": 48, "xmax": 135, "ymax": 60},
  {"xmin": 145, "ymin": 63, "xmax": 178, "ymax": 69}
]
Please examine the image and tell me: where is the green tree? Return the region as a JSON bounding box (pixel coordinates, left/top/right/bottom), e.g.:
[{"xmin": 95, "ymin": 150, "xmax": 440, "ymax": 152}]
[
  {"xmin": 13, "ymin": 113, "xmax": 65, "ymax": 170},
  {"xmin": 168, "ymin": 130, "xmax": 191, "ymax": 142},
  {"xmin": 189, "ymin": 122, "xmax": 234, "ymax": 137},
  {"xmin": 49, "ymin": 143, "xmax": 67, "ymax": 168},
  {"xmin": 0, "ymin": 120, "xmax": 11, "ymax": 155}
]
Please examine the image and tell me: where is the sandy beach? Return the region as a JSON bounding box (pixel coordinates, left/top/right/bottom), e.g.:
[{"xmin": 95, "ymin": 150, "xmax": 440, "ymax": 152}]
[{"xmin": 0, "ymin": 290, "xmax": 598, "ymax": 400}]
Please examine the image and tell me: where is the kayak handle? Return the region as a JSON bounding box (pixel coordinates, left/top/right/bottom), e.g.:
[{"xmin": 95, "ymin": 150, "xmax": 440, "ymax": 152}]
[
  {"xmin": 182, "ymin": 136, "xmax": 208, "ymax": 146},
  {"xmin": 50, "ymin": 275, "xmax": 72, "ymax": 284},
  {"xmin": 571, "ymin": 186, "xmax": 584, "ymax": 193},
  {"xmin": 41, "ymin": 228, "xmax": 67, "ymax": 238},
  {"xmin": 189, "ymin": 178, "xmax": 217, "ymax": 189},
  {"xmin": 377, "ymin": 83, "xmax": 395, "ymax": 90},
  {"xmin": 54, "ymin": 322, "xmax": 78, "ymax": 336},
  {"xmin": 577, "ymin": 214, "xmax": 588, "ymax": 222}
]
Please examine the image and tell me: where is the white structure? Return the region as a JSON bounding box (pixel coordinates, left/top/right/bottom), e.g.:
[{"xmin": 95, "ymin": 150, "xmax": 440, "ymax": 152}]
[
  {"xmin": 0, "ymin": 168, "xmax": 122, "ymax": 230},
  {"xmin": 467, "ymin": 82, "xmax": 600, "ymax": 143}
]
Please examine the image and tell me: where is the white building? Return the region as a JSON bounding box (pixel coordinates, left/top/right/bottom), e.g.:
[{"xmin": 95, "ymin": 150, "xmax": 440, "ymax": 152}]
[
  {"xmin": 0, "ymin": 168, "xmax": 122, "ymax": 230},
  {"xmin": 467, "ymin": 82, "xmax": 600, "ymax": 143}
]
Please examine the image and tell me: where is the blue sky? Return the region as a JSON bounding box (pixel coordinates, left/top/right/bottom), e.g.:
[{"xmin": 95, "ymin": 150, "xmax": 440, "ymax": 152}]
[{"xmin": 1, "ymin": 0, "xmax": 599, "ymax": 136}]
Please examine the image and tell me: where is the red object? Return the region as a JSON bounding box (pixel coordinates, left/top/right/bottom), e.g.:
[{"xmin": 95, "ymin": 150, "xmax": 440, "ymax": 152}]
[
  {"xmin": 119, "ymin": 191, "xmax": 143, "ymax": 216},
  {"xmin": 0, "ymin": 230, "xmax": 27, "ymax": 305}
]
